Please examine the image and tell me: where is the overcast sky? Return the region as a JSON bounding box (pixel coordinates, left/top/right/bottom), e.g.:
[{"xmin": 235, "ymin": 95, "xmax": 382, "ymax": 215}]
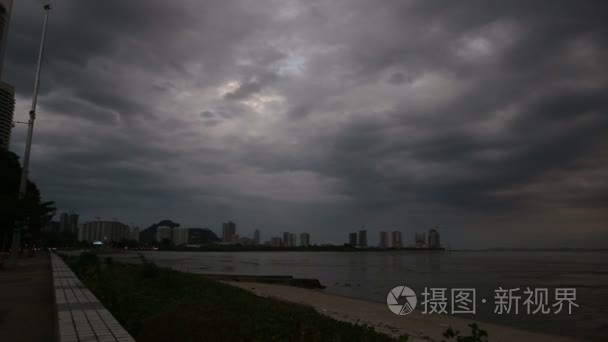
[{"xmin": 5, "ymin": 0, "xmax": 607, "ymax": 248}]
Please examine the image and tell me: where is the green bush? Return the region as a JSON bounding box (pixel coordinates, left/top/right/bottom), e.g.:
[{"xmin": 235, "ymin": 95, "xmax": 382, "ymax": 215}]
[{"xmin": 442, "ymin": 323, "xmax": 488, "ymax": 342}]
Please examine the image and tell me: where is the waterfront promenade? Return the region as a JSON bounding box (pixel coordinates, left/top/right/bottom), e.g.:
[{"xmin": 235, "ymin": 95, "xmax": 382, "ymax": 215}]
[
  {"xmin": 51, "ymin": 253, "xmax": 135, "ymax": 342},
  {"xmin": 0, "ymin": 253, "xmax": 54, "ymax": 341},
  {"xmin": 0, "ymin": 252, "xmax": 135, "ymax": 342}
]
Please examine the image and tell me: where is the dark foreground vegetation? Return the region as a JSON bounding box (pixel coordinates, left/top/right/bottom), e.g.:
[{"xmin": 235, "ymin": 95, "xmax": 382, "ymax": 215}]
[{"xmin": 63, "ymin": 252, "xmax": 402, "ymax": 341}]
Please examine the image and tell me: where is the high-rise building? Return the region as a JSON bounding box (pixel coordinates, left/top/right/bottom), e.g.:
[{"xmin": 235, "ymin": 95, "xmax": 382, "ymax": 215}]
[
  {"xmin": 129, "ymin": 226, "xmax": 140, "ymax": 242},
  {"xmin": 0, "ymin": 80, "xmax": 14, "ymax": 149},
  {"xmin": 428, "ymin": 229, "xmax": 441, "ymax": 248},
  {"xmin": 300, "ymin": 233, "xmax": 310, "ymax": 247},
  {"xmin": 69, "ymin": 213, "xmax": 79, "ymax": 234},
  {"xmin": 379, "ymin": 231, "xmax": 389, "ymax": 249},
  {"xmin": 391, "ymin": 231, "xmax": 402, "ymax": 248},
  {"xmin": 349, "ymin": 232, "xmax": 357, "ymax": 246},
  {"xmin": 358, "ymin": 230, "xmax": 367, "ymax": 247},
  {"xmin": 290, "ymin": 233, "xmax": 296, "ymax": 247},
  {"xmin": 156, "ymin": 226, "xmax": 172, "ymax": 242},
  {"xmin": 415, "ymin": 232, "xmax": 426, "ymax": 246},
  {"xmin": 78, "ymin": 221, "xmax": 130, "ymax": 243},
  {"xmin": 173, "ymin": 228, "xmax": 190, "ymax": 246},
  {"xmin": 59, "ymin": 212, "xmax": 70, "ymax": 232},
  {"xmin": 222, "ymin": 221, "xmax": 236, "ymax": 242},
  {"xmin": 253, "ymin": 229, "xmax": 260, "ymax": 245},
  {"xmin": 0, "ymin": 0, "xmax": 13, "ymax": 76},
  {"xmin": 0, "ymin": 0, "xmax": 14, "ymax": 150},
  {"xmin": 282, "ymin": 232, "xmax": 290, "ymax": 247},
  {"xmin": 269, "ymin": 236, "xmax": 283, "ymax": 247}
]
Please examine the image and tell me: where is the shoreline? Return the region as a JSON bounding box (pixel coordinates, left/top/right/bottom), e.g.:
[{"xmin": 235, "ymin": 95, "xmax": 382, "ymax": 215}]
[{"xmin": 227, "ymin": 281, "xmax": 586, "ymax": 342}]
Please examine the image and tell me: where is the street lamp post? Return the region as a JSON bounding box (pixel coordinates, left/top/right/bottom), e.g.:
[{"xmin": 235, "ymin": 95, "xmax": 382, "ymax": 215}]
[{"xmin": 10, "ymin": 4, "xmax": 51, "ymax": 266}]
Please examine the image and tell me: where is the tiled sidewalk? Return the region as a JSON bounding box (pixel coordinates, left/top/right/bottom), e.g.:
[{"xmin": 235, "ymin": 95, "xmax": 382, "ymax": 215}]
[{"xmin": 51, "ymin": 253, "xmax": 135, "ymax": 342}]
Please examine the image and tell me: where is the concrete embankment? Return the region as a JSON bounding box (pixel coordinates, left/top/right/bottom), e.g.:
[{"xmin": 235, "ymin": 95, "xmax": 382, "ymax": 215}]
[{"xmin": 200, "ymin": 273, "xmax": 325, "ymax": 288}]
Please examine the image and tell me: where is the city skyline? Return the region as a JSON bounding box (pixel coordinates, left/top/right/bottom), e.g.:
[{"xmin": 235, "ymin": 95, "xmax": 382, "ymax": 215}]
[{"xmin": 4, "ymin": 1, "xmax": 607, "ymax": 249}]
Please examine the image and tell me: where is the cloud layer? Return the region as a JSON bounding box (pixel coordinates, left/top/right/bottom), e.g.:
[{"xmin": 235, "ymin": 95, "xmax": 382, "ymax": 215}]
[{"xmin": 5, "ymin": 0, "xmax": 608, "ymax": 247}]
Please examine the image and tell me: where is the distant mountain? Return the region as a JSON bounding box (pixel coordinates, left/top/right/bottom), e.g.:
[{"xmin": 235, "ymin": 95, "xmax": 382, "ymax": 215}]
[
  {"xmin": 140, "ymin": 219, "xmax": 180, "ymax": 243},
  {"xmin": 188, "ymin": 228, "xmax": 220, "ymax": 244}
]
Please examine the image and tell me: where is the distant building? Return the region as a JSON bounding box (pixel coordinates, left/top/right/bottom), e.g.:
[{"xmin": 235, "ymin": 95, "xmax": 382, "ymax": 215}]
[
  {"xmin": 415, "ymin": 232, "xmax": 426, "ymax": 246},
  {"xmin": 349, "ymin": 232, "xmax": 357, "ymax": 246},
  {"xmin": 173, "ymin": 228, "xmax": 190, "ymax": 246},
  {"xmin": 234, "ymin": 236, "xmax": 255, "ymax": 246},
  {"xmin": 129, "ymin": 226, "xmax": 140, "ymax": 242},
  {"xmin": 253, "ymin": 229, "xmax": 260, "ymax": 245},
  {"xmin": 156, "ymin": 226, "xmax": 172, "ymax": 242},
  {"xmin": 428, "ymin": 229, "xmax": 441, "ymax": 248},
  {"xmin": 59, "ymin": 212, "xmax": 70, "ymax": 232},
  {"xmin": 0, "ymin": 81, "xmax": 14, "ymax": 149},
  {"xmin": 290, "ymin": 233, "xmax": 296, "ymax": 247},
  {"xmin": 269, "ymin": 236, "xmax": 283, "ymax": 247},
  {"xmin": 45, "ymin": 221, "xmax": 60, "ymax": 233},
  {"xmin": 78, "ymin": 221, "xmax": 130, "ymax": 243},
  {"xmin": 379, "ymin": 231, "xmax": 389, "ymax": 249},
  {"xmin": 300, "ymin": 233, "xmax": 310, "ymax": 247},
  {"xmin": 283, "ymin": 232, "xmax": 290, "ymax": 247},
  {"xmin": 358, "ymin": 230, "xmax": 367, "ymax": 247},
  {"xmin": 69, "ymin": 213, "xmax": 79, "ymax": 234},
  {"xmin": 391, "ymin": 231, "xmax": 402, "ymax": 248},
  {"xmin": 222, "ymin": 221, "xmax": 236, "ymax": 242}
]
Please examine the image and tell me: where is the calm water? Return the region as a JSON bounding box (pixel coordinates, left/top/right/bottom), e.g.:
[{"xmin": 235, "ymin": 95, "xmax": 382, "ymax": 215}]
[{"xmin": 116, "ymin": 250, "xmax": 608, "ymax": 340}]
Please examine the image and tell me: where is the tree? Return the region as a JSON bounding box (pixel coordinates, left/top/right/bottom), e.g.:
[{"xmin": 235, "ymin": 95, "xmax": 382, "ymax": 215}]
[{"xmin": 0, "ymin": 149, "xmax": 56, "ymax": 251}]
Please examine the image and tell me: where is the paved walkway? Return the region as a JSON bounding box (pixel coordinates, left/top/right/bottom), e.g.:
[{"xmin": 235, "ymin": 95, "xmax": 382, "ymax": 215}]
[
  {"xmin": 0, "ymin": 253, "xmax": 55, "ymax": 342},
  {"xmin": 51, "ymin": 253, "xmax": 135, "ymax": 342}
]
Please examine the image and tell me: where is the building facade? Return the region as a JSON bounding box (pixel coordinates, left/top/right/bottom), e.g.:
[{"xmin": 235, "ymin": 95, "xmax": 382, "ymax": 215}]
[
  {"xmin": 0, "ymin": 80, "xmax": 14, "ymax": 149},
  {"xmin": 282, "ymin": 232, "xmax": 290, "ymax": 247},
  {"xmin": 0, "ymin": 1, "xmax": 14, "ymax": 150},
  {"xmin": 222, "ymin": 221, "xmax": 236, "ymax": 242},
  {"xmin": 59, "ymin": 212, "xmax": 70, "ymax": 232},
  {"xmin": 0, "ymin": 0, "xmax": 13, "ymax": 76},
  {"xmin": 78, "ymin": 221, "xmax": 130, "ymax": 243},
  {"xmin": 379, "ymin": 231, "xmax": 389, "ymax": 249},
  {"xmin": 156, "ymin": 226, "xmax": 172, "ymax": 242},
  {"xmin": 415, "ymin": 232, "xmax": 426, "ymax": 246},
  {"xmin": 69, "ymin": 213, "xmax": 79, "ymax": 234},
  {"xmin": 358, "ymin": 230, "xmax": 367, "ymax": 247},
  {"xmin": 428, "ymin": 229, "xmax": 441, "ymax": 248},
  {"xmin": 299, "ymin": 233, "xmax": 310, "ymax": 247},
  {"xmin": 391, "ymin": 231, "xmax": 402, "ymax": 248},
  {"xmin": 269, "ymin": 236, "xmax": 282, "ymax": 247},
  {"xmin": 349, "ymin": 232, "xmax": 357, "ymax": 246},
  {"xmin": 253, "ymin": 229, "xmax": 260, "ymax": 245},
  {"xmin": 172, "ymin": 228, "xmax": 190, "ymax": 246},
  {"xmin": 129, "ymin": 226, "xmax": 140, "ymax": 242}
]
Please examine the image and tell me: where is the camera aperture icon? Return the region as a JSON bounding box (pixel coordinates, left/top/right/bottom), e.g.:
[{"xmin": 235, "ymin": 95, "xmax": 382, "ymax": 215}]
[{"xmin": 387, "ymin": 286, "xmax": 417, "ymax": 315}]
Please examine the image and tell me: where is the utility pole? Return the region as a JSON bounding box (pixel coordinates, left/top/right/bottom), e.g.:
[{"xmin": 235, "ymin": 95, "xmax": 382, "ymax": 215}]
[{"xmin": 10, "ymin": 4, "xmax": 51, "ymax": 266}]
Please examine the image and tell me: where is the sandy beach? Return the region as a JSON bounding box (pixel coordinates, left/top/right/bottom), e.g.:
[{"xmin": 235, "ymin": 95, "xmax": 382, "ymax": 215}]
[{"xmin": 227, "ymin": 281, "xmax": 585, "ymax": 342}]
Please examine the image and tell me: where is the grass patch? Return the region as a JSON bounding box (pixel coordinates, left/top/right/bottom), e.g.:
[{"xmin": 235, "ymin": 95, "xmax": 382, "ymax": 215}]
[{"xmin": 64, "ymin": 252, "xmax": 401, "ymax": 341}]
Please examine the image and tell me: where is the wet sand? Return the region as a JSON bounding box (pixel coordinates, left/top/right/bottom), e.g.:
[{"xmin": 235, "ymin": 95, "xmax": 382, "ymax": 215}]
[{"xmin": 227, "ymin": 281, "xmax": 585, "ymax": 342}]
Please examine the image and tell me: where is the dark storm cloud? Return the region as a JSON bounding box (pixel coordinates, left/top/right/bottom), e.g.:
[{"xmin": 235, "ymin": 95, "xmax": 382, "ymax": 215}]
[{"xmin": 4, "ymin": 0, "xmax": 607, "ymax": 247}]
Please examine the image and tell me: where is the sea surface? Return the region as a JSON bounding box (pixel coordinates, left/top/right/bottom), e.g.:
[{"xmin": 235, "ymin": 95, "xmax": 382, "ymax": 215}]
[{"xmin": 114, "ymin": 250, "xmax": 608, "ymax": 340}]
